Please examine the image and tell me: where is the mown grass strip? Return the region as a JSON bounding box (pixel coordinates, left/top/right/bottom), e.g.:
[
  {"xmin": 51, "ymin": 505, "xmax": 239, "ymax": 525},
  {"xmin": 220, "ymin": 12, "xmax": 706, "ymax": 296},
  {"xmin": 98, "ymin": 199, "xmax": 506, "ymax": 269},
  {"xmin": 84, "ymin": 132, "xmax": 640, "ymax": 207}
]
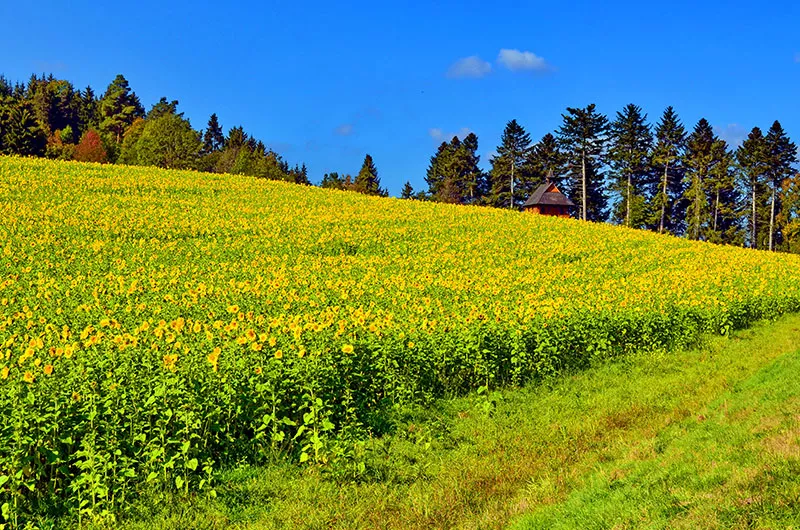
[{"xmin": 91, "ymin": 314, "xmax": 800, "ymax": 530}]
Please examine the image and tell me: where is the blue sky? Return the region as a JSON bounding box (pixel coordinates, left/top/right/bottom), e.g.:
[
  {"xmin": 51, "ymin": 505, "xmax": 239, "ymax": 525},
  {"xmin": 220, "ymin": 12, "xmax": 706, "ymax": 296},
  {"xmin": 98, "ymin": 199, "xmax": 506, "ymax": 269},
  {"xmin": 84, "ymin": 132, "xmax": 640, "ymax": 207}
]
[{"xmin": 2, "ymin": 0, "xmax": 799, "ymax": 195}]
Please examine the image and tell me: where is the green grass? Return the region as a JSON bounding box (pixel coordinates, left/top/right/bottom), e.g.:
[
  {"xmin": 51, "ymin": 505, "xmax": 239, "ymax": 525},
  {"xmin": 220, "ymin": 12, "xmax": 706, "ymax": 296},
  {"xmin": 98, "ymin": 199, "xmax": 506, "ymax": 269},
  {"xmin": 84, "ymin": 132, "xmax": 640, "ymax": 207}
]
[{"xmin": 85, "ymin": 313, "xmax": 800, "ymax": 530}]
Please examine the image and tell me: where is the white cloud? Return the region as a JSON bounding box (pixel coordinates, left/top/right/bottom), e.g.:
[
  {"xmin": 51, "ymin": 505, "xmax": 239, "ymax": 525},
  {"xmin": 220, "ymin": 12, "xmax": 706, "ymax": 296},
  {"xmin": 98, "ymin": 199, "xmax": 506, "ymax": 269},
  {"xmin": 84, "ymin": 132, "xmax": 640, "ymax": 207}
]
[
  {"xmin": 429, "ymin": 127, "xmax": 472, "ymax": 142},
  {"xmin": 497, "ymin": 49, "xmax": 549, "ymax": 72},
  {"xmin": 334, "ymin": 123, "xmax": 354, "ymax": 136},
  {"xmin": 446, "ymin": 56, "xmax": 492, "ymax": 79},
  {"xmin": 714, "ymin": 123, "xmax": 747, "ymax": 148}
]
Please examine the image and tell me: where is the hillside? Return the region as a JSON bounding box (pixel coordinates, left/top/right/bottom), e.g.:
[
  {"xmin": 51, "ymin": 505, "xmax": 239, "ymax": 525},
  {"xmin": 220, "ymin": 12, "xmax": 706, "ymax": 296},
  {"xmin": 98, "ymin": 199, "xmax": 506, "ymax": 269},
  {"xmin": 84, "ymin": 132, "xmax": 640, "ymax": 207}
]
[{"xmin": 1, "ymin": 156, "xmax": 800, "ymax": 526}]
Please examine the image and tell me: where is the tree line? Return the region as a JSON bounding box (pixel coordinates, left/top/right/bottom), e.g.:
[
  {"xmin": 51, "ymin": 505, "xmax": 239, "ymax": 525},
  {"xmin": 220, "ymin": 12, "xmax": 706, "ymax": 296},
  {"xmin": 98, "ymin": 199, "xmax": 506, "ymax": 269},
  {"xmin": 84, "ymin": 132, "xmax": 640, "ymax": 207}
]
[
  {"xmin": 2, "ymin": 73, "xmax": 799, "ymax": 253},
  {"xmin": 0, "ymin": 73, "xmax": 312, "ymax": 184},
  {"xmin": 409, "ymin": 105, "xmax": 800, "ymax": 253}
]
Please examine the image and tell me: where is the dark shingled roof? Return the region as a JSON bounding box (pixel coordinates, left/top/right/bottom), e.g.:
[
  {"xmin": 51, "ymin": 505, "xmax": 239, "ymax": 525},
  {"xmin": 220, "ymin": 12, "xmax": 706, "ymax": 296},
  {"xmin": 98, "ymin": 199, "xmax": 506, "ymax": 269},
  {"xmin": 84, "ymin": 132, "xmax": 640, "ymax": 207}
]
[{"xmin": 522, "ymin": 182, "xmax": 575, "ymax": 208}]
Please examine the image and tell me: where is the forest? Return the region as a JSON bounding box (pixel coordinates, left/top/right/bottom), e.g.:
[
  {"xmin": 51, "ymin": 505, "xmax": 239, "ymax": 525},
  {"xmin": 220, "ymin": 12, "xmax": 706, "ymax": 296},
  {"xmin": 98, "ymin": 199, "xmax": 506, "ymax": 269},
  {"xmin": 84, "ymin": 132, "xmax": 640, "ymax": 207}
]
[{"xmin": 1, "ymin": 72, "xmax": 798, "ymax": 252}]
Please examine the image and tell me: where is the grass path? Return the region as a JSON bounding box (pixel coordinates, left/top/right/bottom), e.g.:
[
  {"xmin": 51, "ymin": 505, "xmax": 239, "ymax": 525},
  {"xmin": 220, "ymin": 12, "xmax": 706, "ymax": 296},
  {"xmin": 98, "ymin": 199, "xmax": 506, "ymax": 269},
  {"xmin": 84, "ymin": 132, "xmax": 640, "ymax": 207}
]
[{"xmin": 103, "ymin": 314, "xmax": 800, "ymax": 530}]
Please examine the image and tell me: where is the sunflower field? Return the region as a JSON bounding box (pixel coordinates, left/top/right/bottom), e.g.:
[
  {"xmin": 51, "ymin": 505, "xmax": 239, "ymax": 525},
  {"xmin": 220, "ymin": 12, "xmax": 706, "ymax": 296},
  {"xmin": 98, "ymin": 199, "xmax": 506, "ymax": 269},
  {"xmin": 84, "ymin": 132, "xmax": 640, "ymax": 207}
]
[{"xmin": 1, "ymin": 156, "xmax": 799, "ymax": 524}]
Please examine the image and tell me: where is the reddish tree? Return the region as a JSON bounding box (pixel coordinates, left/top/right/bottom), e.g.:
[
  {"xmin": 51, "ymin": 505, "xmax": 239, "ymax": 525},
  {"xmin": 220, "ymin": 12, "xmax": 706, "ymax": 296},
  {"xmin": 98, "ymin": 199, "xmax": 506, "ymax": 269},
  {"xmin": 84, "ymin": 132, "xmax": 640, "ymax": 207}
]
[{"xmin": 74, "ymin": 129, "xmax": 108, "ymax": 163}]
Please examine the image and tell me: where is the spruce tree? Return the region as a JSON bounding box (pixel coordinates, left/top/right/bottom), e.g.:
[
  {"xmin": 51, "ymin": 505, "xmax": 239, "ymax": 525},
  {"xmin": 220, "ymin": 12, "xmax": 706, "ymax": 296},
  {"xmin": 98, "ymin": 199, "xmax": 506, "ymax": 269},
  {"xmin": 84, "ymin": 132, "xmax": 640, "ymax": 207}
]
[
  {"xmin": 706, "ymin": 139, "xmax": 740, "ymax": 244},
  {"xmin": 608, "ymin": 104, "xmax": 653, "ymax": 228},
  {"xmin": 353, "ymin": 154, "xmax": 387, "ymax": 196},
  {"xmin": 651, "ymin": 107, "xmax": 687, "ymax": 234},
  {"xmin": 763, "ymin": 121, "xmax": 798, "ymax": 251},
  {"xmin": 425, "ymin": 141, "xmax": 451, "ymax": 199},
  {"xmin": 425, "ymin": 135, "xmax": 483, "ymax": 204},
  {"xmin": 529, "ymin": 133, "xmax": 566, "ymax": 185},
  {"xmin": 456, "ymin": 133, "xmax": 483, "ymax": 203},
  {"xmin": 682, "ymin": 119, "xmax": 716, "ymax": 240},
  {"xmin": 488, "ymin": 119, "xmax": 532, "ymax": 208},
  {"xmin": 203, "ymin": 113, "xmax": 225, "ymax": 153},
  {"xmin": 321, "ymin": 172, "xmax": 345, "ymax": 190},
  {"xmin": 736, "ymin": 127, "xmax": 770, "ymax": 248},
  {"xmin": 401, "ymin": 181, "xmax": 414, "ymax": 199},
  {"xmin": 4, "ymin": 102, "xmax": 47, "ymax": 156},
  {"xmin": 78, "ymin": 86, "xmax": 99, "ymax": 133},
  {"xmin": 557, "ymin": 104, "xmax": 609, "ymax": 221}
]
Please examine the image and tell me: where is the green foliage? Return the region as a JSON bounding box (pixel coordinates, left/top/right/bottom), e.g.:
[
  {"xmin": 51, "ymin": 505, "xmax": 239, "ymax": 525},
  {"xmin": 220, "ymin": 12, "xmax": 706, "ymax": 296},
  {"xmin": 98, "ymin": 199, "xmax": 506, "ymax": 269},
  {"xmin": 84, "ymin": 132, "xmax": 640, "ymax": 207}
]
[
  {"xmin": 2, "ymin": 157, "xmax": 800, "ymax": 527},
  {"xmin": 134, "ymin": 113, "xmax": 202, "ymax": 169},
  {"xmin": 98, "ymin": 74, "xmax": 145, "ymax": 145},
  {"xmin": 352, "ymin": 154, "xmax": 387, "ymax": 196},
  {"xmin": 608, "ymin": 104, "xmax": 653, "ymax": 228},
  {"xmin": 400, "ymin": 181, "xmax": 414, "ymax": 199},
  {"xmin": 487, "ymin": 120, "xmax": 533, "ymax": 208},
  {"xmin": 651, "ymin": 106, "xmax": 687, "ymax": 234},
  {"xmin": 426, "ymin": 134, "xmax": 483, "ymax": 204},
  {"xmin": 3, "ymin": 102, "xmax": 47, "ymax": 156},
  {"xmin": 202, "ymin": 114, "xmax": 224, "ymax": 154},
  {"xmin": 557, "ymin": 104, "xmax": 609, "ymax": 221},
  {"xmin": 737, "ymin": 127, "xmax": 771, "ymax": 249},
  {"xmin": 118, "ymin": 118, "xmax": 146, "ymax": 165}
]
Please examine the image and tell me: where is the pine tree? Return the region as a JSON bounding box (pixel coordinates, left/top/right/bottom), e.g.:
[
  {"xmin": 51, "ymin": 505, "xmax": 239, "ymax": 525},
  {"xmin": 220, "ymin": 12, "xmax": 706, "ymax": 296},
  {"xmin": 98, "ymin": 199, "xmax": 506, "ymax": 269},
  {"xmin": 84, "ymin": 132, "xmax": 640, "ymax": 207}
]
[
  {"xmin": 763, "ymin": 121, "xmax": 798, "ymax": 251},
  {"xmin": 289, "ymin": 163, "xmax": 310, "ymax": 185},
  {"xmin": 488, "ymin": 120, "xmax": 532, "ymax": 208},
  {"xmin": 321, "ymin": 172, "xmax": 345, "ymax": 190},
  {"xmin": 78, "ymin": 86, "xmax": 99, "ymax": 133},
  {"xmin": 455, "ymin": 133, "xmax": 483, "ymax": 203},
  {"xmin": 147, "ymin": 97, "xmax": 181, "ymax": 119},
  {"xmin": 736, "ymin": 127, "xmax": 770, "ymax": 248},
  {"xmin": 425, "ymin": 141, "xmax": 452, "ymax": 199},
  {"xmin": 706, "ymin": 139, "xmax": 740, "ymax": 244},
  {"xmin": 203, "ymin": 113, "xmax": 225, "ymax": 153},
  {"xmin": 353, "ymin": 154, "xmax": 387, "ymax": 196},
  {"xmin": 608, "ymin": 104, "xmax": 653, "ymax": 227},
  {"xmin": 26, "ymin": 75, "xmax": 80, "ymax": 140},
  {"xmin": 651, "ymin": 107, "xmax": 687, "ymax": 234},
  {"xmin": 779, "ymin": 172, "xmax": 800, "ymax": 253},
  {"xmin": 682, "ymin": 119, "xmax": 717, "ymax": 240},
  {"xmin": 529, "ymin": 133, "xmax": 566, "ymax": 184},
  {"xmin": 401, "ymin": 181, "xmax": 414, "ymax": 199},
  {"xmin": 4, "ymin": 102, "xmax": 47, "ymax": 156},
  {"xmin": 99, "ymin": 74, "xmax": 144, "ymax": 145},
  {"xmin": 558, "ymin": 104, "xmax": 609, "ymax": 221}
]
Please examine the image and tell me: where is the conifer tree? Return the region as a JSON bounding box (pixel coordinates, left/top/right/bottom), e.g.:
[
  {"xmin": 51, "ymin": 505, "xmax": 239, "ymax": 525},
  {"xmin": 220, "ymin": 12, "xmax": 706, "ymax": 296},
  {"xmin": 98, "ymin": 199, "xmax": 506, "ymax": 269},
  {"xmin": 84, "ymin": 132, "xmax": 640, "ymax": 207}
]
[
  {"xmin": 203, "ymin": 113, "xmax": 225, "ymax": 153},
  {"xmin": 651, "ymin": 107, "xmax": 687, "ymax": 234},
  {"xmin": 736, "ymin": 127, "xmax": 770, "ymax": 248},
  {"xmin": 706, "ymin": 139, "xmax": 740, "ymax": 244},
  {"xmin": 763, "ymin": 121, "xmax": 797, "ymax": 251},
  {"xmin": 488, "ymin": 120, "xmax": 532, "ymax": 208},
  {"xmin": 99, "ymin": 74, "xmax": 144, "ymax": 145},
  {"xmin": 4, "ymin": 102, "xmax": 47, "ymax": 156},
  {"xmin": 682, "ymin": 119, "xmax": 717, "ymax": 240},
  {"xmin": 528, "ymin": 133, "xmax": 566, "ymax": 185},
  {"xmin": 147, "ymin": 97, "xmax": 181, "ymax": 119},
  {"xmin": 78, "ymin": 86, "xmax": 99, "ymax": 133},
  {"xmin": 401, "ymin": 181, "xmax": 414, "ymax": 199},
  {"xmin": 779, "ymin": 172, "xmax": 800, "ymax": 253},
  {"xmin": 608, "ymin": 104, "xmax": 653, "ymax": 227},
  {"xmin": 353, "ymin": 154, "xmax": 387, "ymax": 196},
  {"xmin": 425, "ymin": 141, "xmax": 451, "ymax": 199},
  {"xmin": 321, "ymin": 172, "xmax": 345, "ymax": 190},
  {"xmin": 558, "ymin": 104, "xmax": 609, "ymax": 221}
]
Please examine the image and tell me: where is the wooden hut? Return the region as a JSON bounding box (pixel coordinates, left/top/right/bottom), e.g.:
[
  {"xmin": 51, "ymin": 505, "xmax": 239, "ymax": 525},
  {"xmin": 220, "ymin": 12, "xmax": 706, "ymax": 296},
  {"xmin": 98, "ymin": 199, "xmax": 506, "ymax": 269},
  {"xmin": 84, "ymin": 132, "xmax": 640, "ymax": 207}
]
[{"xmin": 522, "ymin": 181, "xmax": 574, "ymax": 217}]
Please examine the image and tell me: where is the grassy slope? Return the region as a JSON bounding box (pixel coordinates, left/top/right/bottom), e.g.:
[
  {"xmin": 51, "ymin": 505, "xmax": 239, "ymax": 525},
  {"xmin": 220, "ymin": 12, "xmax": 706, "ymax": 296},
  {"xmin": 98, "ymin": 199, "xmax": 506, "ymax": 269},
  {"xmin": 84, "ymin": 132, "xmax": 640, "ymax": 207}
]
[{"xmin": 100, "ymin": 314, "xmax": 800, "ymax": 530}]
